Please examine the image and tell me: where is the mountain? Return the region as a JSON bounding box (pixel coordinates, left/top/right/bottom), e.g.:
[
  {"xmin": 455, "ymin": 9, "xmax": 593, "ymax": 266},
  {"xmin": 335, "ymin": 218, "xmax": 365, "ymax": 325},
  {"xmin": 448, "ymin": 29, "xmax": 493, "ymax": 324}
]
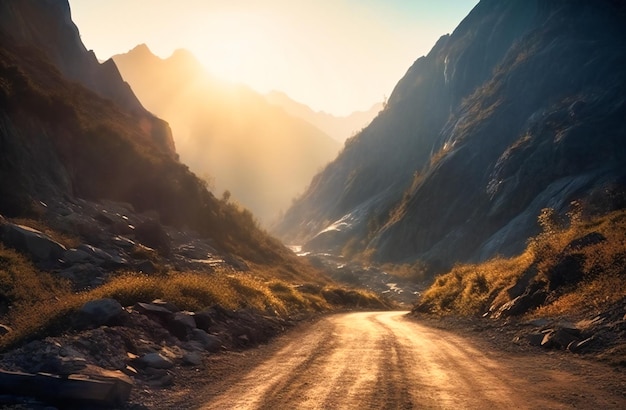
[
  {"xmin": 274, "ymin": 0, "xmax": 626, "ymax": 273},
  {"xmin": 265, "ymin": 91, "xmax": 382, "ymax": 143},
  {"xmin": 0, "ymin": 0, "xmax": 176, "ymax": 157},
  {"xmin": 0, "ymin": 0, "xmax": 297, "ymax": 265},
  {"xmin": 112, "ymin": 46, "xmax": 340, "ymax": 225}
]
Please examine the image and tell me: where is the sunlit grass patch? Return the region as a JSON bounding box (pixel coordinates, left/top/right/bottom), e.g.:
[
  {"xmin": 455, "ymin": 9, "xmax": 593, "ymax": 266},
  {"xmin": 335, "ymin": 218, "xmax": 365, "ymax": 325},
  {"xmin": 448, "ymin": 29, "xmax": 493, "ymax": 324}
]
[{"xmin": 417, "ymin": 208, "xmax": 626, "ymax": 317}]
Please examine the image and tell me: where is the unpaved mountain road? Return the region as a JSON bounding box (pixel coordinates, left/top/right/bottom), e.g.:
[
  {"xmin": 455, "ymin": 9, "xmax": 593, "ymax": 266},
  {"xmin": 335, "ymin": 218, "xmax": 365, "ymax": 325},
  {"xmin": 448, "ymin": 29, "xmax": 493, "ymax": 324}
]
[{"xmin": 165, "ymin": 311, "xmax": 625, "ymax": 409}]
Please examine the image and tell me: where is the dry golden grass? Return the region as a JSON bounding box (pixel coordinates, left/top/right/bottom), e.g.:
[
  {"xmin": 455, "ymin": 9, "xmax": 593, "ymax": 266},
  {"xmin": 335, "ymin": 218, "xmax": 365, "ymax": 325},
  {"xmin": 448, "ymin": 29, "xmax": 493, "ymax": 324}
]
[
  {"xmin": 0, "ymin": 251, "xmax": 386, "ymax": 350},
  {"xmin": 418, "ymin": 208, "xmax": 626, "ymax": 317}
]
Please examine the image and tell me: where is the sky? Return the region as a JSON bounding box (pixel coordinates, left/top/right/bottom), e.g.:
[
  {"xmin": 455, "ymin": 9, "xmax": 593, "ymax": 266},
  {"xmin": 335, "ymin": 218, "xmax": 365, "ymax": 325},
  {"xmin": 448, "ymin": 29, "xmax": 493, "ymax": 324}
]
[{"xmin": 69, "ymin": 0, "xmax": 478, "ymax": 116}]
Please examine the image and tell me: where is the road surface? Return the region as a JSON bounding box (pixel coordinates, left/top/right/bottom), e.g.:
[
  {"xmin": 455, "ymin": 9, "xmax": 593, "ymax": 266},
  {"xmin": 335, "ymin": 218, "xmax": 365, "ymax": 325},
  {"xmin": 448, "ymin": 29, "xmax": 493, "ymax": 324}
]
[{"xmin": 194, "ymin": 311, "xmax": 625, "ymax": 409}]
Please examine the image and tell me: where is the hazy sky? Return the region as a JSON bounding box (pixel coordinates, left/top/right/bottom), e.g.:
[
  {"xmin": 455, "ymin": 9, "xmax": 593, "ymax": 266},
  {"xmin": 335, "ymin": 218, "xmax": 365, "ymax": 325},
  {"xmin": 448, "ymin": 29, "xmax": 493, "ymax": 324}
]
[{"xmin": 70, "ymin": 0, "xmax": 478, "ymax": 116}]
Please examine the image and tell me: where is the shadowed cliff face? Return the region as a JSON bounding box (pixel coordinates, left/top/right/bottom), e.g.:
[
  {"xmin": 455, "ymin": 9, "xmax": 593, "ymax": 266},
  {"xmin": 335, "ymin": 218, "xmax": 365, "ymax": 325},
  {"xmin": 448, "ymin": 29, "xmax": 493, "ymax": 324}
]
[
  {"xmin": 0, "ymin": 0, "xmax": 176, "ymax": 158},
  {"xmin": 274, "ymin": 0, "xmax": 626, "ymax": 271}
]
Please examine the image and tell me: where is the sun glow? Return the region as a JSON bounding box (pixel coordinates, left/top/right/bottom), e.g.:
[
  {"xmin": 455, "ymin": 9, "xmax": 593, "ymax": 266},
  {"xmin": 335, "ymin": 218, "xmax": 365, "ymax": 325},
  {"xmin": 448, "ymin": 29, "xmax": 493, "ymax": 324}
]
[{"xmin": 189, "ymin": 12, "xmax": 280, "ymax": 86}]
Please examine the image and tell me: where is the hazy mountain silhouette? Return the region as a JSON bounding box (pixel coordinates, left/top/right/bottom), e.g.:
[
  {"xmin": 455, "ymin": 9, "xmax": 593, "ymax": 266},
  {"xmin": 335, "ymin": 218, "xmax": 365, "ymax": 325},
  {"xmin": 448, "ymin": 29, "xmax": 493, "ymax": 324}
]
[
  {"xmin": 274, "ymin": 0, "xmax": 626, "ymax": 273},
  {"xmin": 265, "ymin": 91, "xmax": 382, "ymax": 143},
  {"xmin": 113, "ymin": 46, "xmax": 340, "ymax": 225}
]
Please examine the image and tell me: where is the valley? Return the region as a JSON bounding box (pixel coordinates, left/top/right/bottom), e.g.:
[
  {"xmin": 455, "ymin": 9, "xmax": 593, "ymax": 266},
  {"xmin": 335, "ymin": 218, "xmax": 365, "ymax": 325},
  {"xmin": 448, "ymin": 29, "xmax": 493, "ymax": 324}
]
[{"xmin": 0, "ymin": 0, "xmax": 625, "ymax": 408}]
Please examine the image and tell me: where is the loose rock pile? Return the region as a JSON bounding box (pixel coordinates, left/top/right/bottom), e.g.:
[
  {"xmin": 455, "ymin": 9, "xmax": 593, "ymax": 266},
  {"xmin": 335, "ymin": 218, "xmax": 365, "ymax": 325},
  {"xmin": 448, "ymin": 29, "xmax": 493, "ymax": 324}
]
[{"xmin": 0, "ymin": 298, "xmax": 292, "ymax": 407}]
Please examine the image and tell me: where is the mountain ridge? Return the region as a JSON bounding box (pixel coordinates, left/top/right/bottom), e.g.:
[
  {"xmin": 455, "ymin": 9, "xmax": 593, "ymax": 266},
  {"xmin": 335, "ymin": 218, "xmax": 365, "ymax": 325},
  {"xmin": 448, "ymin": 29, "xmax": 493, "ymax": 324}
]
[
  {"xmin": 112, "ymin": 45, "xmax": 341, "ymax": 225},
  {"xmin": 274, "ymin": 0, "xmax": 626, "ymax": 272},
  {"xmin": 265, "ymin": 90, "xmax": 382, "ymax": 143}
]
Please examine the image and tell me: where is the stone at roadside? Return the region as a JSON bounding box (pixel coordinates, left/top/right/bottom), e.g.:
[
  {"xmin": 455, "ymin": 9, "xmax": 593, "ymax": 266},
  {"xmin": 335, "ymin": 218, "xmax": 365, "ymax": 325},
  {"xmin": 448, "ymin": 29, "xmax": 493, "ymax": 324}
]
[
  {"xmin": 193, "ymin": 309, "xmax": 215, "ymax": 331},
  {"xmin": 527, "ymin": 332, "xmax": 545, "ymax": 346},
  {"xmin": 190, "ymin": 329, "xmax": 221, "ymax": 352},
  {"xmin": 182, "ymin": 351, "xmax": 202, "ymax": 366},
  {"xmin": 541, "ymin": 328, "xmax": 581, "ymax": 349},
  {"xmin": 0, "ymin": 223, "xmax": 66, "ymax": 263},
  {"xmin": 0, "ymin": 368, "xmax": 132, "ymax": 407},
  {"xmin": 168, "ymin": 311, "xmax": 197, "ymax": 339},
  {"xmin": 568, "ymin": 336, "xmax": 596, "ymax": 353},
  {"xmin": 136, "ymin": 353, "xmax": 173, "ymax": 369},
  {"xmin": 77, "ymin": 298, "xmax": 124, "ymax": 328}
]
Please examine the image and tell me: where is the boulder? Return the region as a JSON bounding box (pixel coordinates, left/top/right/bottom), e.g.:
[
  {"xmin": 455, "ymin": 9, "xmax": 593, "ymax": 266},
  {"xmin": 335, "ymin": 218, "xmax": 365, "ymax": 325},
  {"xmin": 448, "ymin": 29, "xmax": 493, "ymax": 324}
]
[
  {"xmin": 77, "ymin": 298, "xmax": 124, "ymax": 328},
  {"xmin": 167, "ymin": 311, "xmax": 196, "ymax": 339},
  {"xmin": 136, "ymin": 353, "xmax": 173, "ymax": 369},
  {"xmin": 0, "ymin": 368, "xmax": 132, "ymax": 407},
  {"xmin": 182, "ymin": 351, "xmax": 202, "ymax": 366},
  {"xmin": 541, "ymin": 328, "xmax": 581, "ymax": 349},
  {"xmin": 190, "ymin": 329, "xmax": 221, "ymax": 352},
  {"xmin": 527, "ymin": 332, "xmax": 545, "ymax": 346},
  {"xmin": 193, "ymin": 309, "xmax": 215, "ymax": 331},
  {"xmin": 0, "ymin": 223, "xmax": 66, "ymax": 263}
]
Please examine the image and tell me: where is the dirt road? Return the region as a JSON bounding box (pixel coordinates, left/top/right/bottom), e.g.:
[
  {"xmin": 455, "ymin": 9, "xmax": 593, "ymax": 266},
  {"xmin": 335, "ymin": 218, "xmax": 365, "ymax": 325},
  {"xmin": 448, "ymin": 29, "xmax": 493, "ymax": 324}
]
[{"xmin": 192, "ymin": 311, "xmax": 625, "ymax": 409}]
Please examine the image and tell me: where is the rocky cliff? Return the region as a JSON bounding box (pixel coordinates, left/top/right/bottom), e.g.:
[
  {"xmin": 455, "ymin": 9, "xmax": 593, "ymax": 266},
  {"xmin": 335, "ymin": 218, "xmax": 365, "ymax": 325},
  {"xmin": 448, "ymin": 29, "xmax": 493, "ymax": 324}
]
[
  {"xmin": 0, "ymin": 0, "xmax": 293, "ymax": 264},
  {"xmin": 274, "ymin": 0, "xmax": 626, "ymax": 272},
  {"xmin": 0, "ymin": 0, "xmax": 176, "ymax": 157}
]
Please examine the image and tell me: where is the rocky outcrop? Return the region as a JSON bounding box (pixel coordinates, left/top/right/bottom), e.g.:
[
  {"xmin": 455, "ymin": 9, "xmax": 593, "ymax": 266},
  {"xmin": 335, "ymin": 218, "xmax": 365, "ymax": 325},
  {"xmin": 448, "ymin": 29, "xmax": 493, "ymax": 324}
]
[
  {"xmin": 275, "ymin": 0, "xmax": 626, "ymax": 273},
  {"xmin": 0, "ymin": 0, "xmax": 176, "ymax": 158},
  {"xmin": 0, "ymin": 222, "xmax": 66, "ymax": 264}
]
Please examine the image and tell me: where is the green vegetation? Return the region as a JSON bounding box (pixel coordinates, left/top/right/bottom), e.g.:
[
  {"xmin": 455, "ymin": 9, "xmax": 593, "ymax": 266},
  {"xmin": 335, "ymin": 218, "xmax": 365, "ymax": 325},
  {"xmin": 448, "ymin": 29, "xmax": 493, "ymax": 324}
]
[{"xmin": 417, "ymin": 207, "xmax": 626, "ymax": 317}]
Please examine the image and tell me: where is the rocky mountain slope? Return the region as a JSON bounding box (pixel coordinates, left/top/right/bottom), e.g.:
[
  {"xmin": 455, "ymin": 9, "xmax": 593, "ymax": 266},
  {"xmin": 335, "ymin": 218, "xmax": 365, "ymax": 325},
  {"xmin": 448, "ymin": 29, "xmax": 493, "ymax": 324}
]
[
  {"xmin": 265, "ymin": 90, "xmax": 382, "ymax": 143},
  {"xmin": 0, "ymin": 0, "xmax": 303, "ymax": 265},
  {"xmin": 274, "ymin": 0, "xmax": 626, "ymax": 273},
  {"xmin": 112, "ymin": 46, "xmax": 340, "ymax": 225}
]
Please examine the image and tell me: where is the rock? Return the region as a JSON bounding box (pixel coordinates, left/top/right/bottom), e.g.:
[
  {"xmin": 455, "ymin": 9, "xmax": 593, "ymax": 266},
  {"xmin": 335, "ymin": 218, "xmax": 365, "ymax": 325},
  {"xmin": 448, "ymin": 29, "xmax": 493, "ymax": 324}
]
[
  {"xmin": 567, "ymin": 336, "xmax": 596, "ymax": 353},
  {"xmin": 167, "ymin": 311, "xmax": 197, "ymax": 339},
  {"xmin": 546, "ymin": 253, "xmax": 585, "ymax": 291},
  {"xmin": 541, "ymin": 328, "xmax": 581, "ymax": 349},
  {"xmin": 193, "ymin": 309, "xmax": 215, "ymax": 331},
  {"xmin": 111, "ymin": 235, "xmax": 135, "ymax": 249},
  {"xmin": 182, "ymin": 351, "xmax": 202, "ymax": 366},
  {"xmin": 137, "ymin": 353, "xmax": 173, "ymax": 369},
  {"xmin": 134, "ymin": 302, "xmax": 173, "ymax": 317},
  {"xmin": 62, "ymin": 248, "xmax": 91, "ymax": 264},
  {"xmin": 0, "ymin": 324, "xmax": 11, "ymax": 336},
  {"xmin": 151, "ymin": 299, "xmax": 180, "ymax": 312},
  {"xmin": 527, "ymin": 332, "xmax": 545, "ymax": 346},
  {"xmin": 134, "ymin": 220, "xmax": 170, "ymax": 256},
  {"xmin": 0, "ymin": 368, "xmax": 132, "ymax": 407},
  {"xmin": 190, "ymin": 329, "xmax": 221, "ymax": 352},
  {"xmin": 493, "ymin": 289, "xmax": 547, "ymax": 318},
  {"xmin": 0, "ymin": 223, "xmax": 66, "ymax": 263},
  {"xmin": 77, "ymin": 298, "xmax": 124, "ymax": 328},
  {"xmin": 76, "ymin": 244, "xmax": 104, "ymax": 260},
  {"xmin": 564, "ymin": 232, "xmax": 606, "ymax": 252}
]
